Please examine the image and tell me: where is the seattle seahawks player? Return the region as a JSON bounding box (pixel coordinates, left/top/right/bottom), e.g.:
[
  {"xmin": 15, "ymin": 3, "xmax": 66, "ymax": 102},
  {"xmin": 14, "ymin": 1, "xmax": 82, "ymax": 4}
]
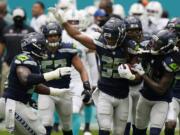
[
  {"xmin": 0, "ymin": 32, "xmax": 72, "ymax": 135},
  {"xmin": 164, "ymin": 17, "xmax": 180, "ymax": 135},
  {"xmin": 132, "ymin": 29, "xmax": 179, "ymax": 135},
  {"xmin": 49, "ymin": 7, "xmax": 141, "ymax": 135},
  {"xmin": 123, "ymin": 16, "xmax": 144, "ymax": 135},
  {"xmin": 39, "ymin": 21, "xmax": 91, "ymax": 135}
]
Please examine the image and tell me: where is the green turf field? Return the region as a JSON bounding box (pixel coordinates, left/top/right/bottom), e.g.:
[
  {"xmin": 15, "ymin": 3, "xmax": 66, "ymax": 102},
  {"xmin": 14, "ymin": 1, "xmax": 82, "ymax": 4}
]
[{"xmin": 0, "ymin": 130, "xmax": 180, "ymax": 135}]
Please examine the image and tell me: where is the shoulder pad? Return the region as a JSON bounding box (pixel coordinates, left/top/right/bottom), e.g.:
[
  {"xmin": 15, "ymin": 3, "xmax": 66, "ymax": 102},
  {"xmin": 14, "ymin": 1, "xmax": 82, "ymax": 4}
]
[
  {"xmin": 93, "ymin": 35, "xmax": 105, "ymax": 49},
  {"xmin": 15, "ymin": 54, "xmax": 37, "ymax": 66},
  {"xmin": 162, "ymin": 56, "xmax": 180, "ymax": 72},
  {"xmin": 59, "ymin": 43, "xmax": 77, "ymax": 54},
  {"xmin": 16, "ymin": 54, "xmax": 30, "ymax": 62},
  {"xmin": 61, "ymin": 42, "xmax": 76, "ymax": 49}
]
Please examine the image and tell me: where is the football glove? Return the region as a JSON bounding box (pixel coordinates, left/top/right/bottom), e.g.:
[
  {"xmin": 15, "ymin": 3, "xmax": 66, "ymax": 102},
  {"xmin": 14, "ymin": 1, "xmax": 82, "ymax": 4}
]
[
  {"xmin": 118, "ymin": 64, "xmax": 135, "ymax": 80},
  {"xmin": 48, "ymin": 6, "xmax": 67, "ymax": 25},
  {"xmin": 131, "ymin": 63, "xmax": 145, "ymax": 76},
  {"xmin": 43, "ymin": 67, "xmax": 71, "ymax": 81},
  {"xmin": 29, "ymin": 99, "xmax": 38, "ymax": 110},
  {"xmin": 81, "ymin": 81, "xmax": 92, "ymax": 104}
]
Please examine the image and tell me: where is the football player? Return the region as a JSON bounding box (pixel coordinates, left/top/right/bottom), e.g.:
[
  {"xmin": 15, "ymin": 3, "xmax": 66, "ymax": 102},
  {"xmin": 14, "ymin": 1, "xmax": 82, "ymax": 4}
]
[
  {"xmin": 132, "ymin": 29, "xmax": 179, "ymax": 135},
  {"xmin": 49, "ymin": 7, "xmax": 141, "ymax": 135},
  {"xmin": 0, "ymin": 32, "xmax": 72, "ymax": 135},
  {"xmin": 123, "ymin": 16, "xmax": 144, "ymax": 135},
  {"xmin": 145, "ymin": 1, "xmax": 169, "ymax": 35},
  {"xmin": 62, "ymin": 10, "xmax": 99, "ymax": 135},
  {"xmin": 164, "ymin": 17, "xmax": 180, "ymax": 135},
  {"xmin": 38, "ymin": 21, "xmax": 92, "ymax": 135}
]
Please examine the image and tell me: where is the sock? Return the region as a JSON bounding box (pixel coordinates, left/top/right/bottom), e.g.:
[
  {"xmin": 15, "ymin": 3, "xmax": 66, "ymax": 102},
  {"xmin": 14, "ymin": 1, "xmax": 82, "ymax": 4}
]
[
  {"xmin": 150, "ymin": 127, "xmax": 161, "ymax": 135},
  {"xmin": 84, "ymin": 105, "xmax": 93, "ymax": 131},
  {"xmin": 45, "ymin": 126, "xmax": 52, "ymax": 135},
  {"xmin": 63, "ymin": 130, "xmax": 73, "ymax": 135},
  {"xmin": 31, "ymin": 92, "xmax": 38, "ymax": 101},
  {"xmin": 72, "ymin": 113, "xmax": 81, "ymax": 135},
  {"xmin": 132, "ymin": 125, "xmax": 146, "ymax": 135},
  {"xmin": 99, "ymin": 130, "xmax": 110, "ymax": 135},
  {"xmin": 164, "ymin": 127, "xmax": 175, "ymax": 135},
  {"xmin": 124, "ymin": 122, "xmax": 131, "ymax": 135},
  {"xmin": 53, "ymin": 111, "xmax": 60, "ymax": 125}
]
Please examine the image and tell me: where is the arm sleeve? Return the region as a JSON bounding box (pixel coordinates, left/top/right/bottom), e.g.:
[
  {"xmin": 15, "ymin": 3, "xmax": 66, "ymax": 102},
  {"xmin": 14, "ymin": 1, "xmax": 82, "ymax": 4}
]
[{"xmin": 87, "ymin": 52, "xmax": 99, "ymax": 87}]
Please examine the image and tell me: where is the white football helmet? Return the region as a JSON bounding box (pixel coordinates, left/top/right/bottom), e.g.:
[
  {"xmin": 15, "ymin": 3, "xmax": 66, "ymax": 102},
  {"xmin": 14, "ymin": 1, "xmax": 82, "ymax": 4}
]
[
  {"xmin": 57, "ymin": 0, "xmax": 74, "ymax": 11},
  {"xmin": 84, "ymin": 6, "xmax": 97, "ymax": 26},
  {"xmin": 113, "ymin": 4, "xmax": 125, "ymax": 18},
  {"xmin": 146, "ymin": 1, "xmax": 163, "ymax": 19},
  {"xmin": 65, "ymin": 9, "xmax": 80, "ymax": 29},
  {"xmin": 78, "ymin": 10, "xmax": 92, "ymax": 31},
  {"xmin": 129, "ymin": 3, "xmax": 145, "ymax": 20}
]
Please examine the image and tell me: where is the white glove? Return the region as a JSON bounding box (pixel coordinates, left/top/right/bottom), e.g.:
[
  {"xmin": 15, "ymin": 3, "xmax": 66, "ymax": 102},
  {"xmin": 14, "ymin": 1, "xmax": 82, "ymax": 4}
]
[
  {"xmin": 118, "ymin": 64, "xmax": 135, "ymax": 80},
  {"xmin": 43, "ymin": 67, "xmax": 71, "ymax": 81},
  {"xmin": 50, "ymin": 87, "xmax": 73, "ymax": 97},
  {"xmin": 131, "ymin": 63, "xmax": 145, "ymax": 76},
  {"xmin": 48, "ymin": 6, "xmax": 67, "ymax": 25}
]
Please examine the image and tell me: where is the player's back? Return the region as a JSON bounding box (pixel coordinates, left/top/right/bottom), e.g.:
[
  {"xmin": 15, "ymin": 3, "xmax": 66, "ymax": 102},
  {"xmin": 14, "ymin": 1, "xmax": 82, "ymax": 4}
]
[{"xmin": 3, "ymin": 53, "xmax": 40, "ymax": 104}]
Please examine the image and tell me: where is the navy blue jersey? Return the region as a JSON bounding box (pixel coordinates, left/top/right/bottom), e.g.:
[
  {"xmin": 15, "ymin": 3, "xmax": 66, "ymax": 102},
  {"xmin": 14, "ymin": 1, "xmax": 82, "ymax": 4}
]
[
  {"xmin": 93, "ymin": 37, "xmax": 129, "ymax": 99},
  {"xmin": 141, "ymin": 55, "xmax": 177, "ymax": 102},
  {"xmin": 172, "ymin": 72, "xmax": 180, "ymax": 99},
  {"xmin": 40, "ymin": 42, "xmax": 77, "ymax": 88},
  {"xmin": 3, "ymin": 53, "xmax": 40, "ymax": 104}
]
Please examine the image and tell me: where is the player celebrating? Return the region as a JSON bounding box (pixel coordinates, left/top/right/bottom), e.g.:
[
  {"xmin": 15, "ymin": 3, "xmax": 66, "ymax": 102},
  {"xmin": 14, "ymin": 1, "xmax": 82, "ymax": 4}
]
[
  {"xmin": 123, "ymin": 16, "xmax": 144, "ymax": 135},
  {"xmin": 132, "ymin": 29, "xmax": 179, "ymax": 135},
  {"xmin": 164, "ymin": 17, "xmax": 180, "ymax": 135},
  {"xmin": 38, "ymin": 21, "xmax": 92, "ymax": 135},
  {"xmin": 49, "ymin": 7, "xmax": 141, "ymax": 135},
  {"xmin": 0, "ymin": 32, "xmax": 72, "ymax": 135}
]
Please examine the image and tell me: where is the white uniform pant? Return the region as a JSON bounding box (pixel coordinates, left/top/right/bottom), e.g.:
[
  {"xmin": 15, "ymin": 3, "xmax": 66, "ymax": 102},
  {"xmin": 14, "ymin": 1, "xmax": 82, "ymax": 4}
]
[
  {"xmin": 135, "ymin": 95, "xmax": 169, "ymax": 129},
  {"xmin": 70, "ymin": 80, "xmax": 84, "ymax": 113},
  {"xmin": 127, "ymin": 83, "xmax": 142, "ymax": 124},
  {"xmin": 38, "ymin": 95, "xmax": 72, "ymax": 130},
  {"xmin": 92, "ymin": 89, "xmax": 129, "ymax": 135},
  {"xmin": 166, "ymin": 97, "xmax": 180, "ymax": 122},
  {"xmin": 0, "ymin": 98, "xmax": 46, "ymax": 135}
]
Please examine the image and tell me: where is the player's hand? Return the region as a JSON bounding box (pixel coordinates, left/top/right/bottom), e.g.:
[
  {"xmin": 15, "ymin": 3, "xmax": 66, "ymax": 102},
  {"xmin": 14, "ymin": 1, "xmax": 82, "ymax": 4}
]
[
  {"xmin": 29, "ymin": 99, "xmax": 38, "ymax": 110},
  {"xmin": 50, "ymin": 87, "xmax": 73, "ymax": 97},
  {"xmin": 118, "ymin": 64, "xmax": 136, "ymax": 80},
  {"xmin": 82, "ymin": 81, "xmax": 92, "ymax": 104},
  {"xmin": 48, "ymin": 6, "xmax": 66, "ymax": 25},
  {"xmin": 131, "ymin": 63, "xmax": 145, "ymax": 76},
  {"xmin": 81, "ymin": 90, "xmax": 92, "ymax": 104},
  {"xmin": 43, "ymin": 67, "xmax": 71, "ymax": 81}
]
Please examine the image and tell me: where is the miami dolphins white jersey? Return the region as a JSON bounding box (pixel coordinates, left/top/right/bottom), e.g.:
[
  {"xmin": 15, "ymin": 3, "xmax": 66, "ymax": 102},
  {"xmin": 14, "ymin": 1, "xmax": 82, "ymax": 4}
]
[
  {"xmin": 62, "ymin": 30, "xmax": 98, "ymax": 90},
  {"xmin": 143, "ymin": 18, "xmax": 169, "ymax": 35},
  {"xmin": 86, "ymin": 24, "xmax": 101, "ymax": 40},
  {"xmin": 30, "ymin": 14, "xmax": 47, "ymax": 32}
]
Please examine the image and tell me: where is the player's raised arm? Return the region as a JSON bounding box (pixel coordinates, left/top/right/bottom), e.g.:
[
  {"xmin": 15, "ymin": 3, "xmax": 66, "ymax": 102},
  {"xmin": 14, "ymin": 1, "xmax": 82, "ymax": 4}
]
[{"xmin": 48, "ymin": 7, "xmax": 96, "ymax": 50}]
